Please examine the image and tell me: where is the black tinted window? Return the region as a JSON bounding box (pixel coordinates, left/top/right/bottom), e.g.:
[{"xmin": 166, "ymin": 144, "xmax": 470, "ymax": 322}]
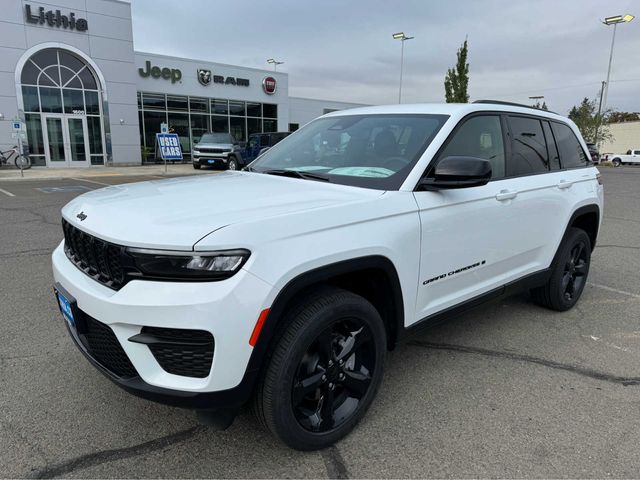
[
  {"xmin": 507, "ymin": 116, "xmax": 548, "ymax": 176},
  {"xmin": 542, "ymin": 121, "xmax": 560, "ymax": 170},
  {"xmin": 551, "ymin": 122, "xmax": 589, "ymax": 168},
  {"xmin": 439, "ymin": 115, "xmax": 505, "ymax": 179}
]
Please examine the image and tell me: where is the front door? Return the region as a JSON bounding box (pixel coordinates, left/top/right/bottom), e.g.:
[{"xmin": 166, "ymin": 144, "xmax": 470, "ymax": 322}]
[{"xmin": 42, "ymin": 114, "xmax": 91, "ymax": 167}]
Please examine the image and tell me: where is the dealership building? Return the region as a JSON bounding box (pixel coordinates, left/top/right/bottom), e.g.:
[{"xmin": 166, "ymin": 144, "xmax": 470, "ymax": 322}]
[{"xmin": 0, "ymin": 0, "xmax": 366, "ymax": 168}]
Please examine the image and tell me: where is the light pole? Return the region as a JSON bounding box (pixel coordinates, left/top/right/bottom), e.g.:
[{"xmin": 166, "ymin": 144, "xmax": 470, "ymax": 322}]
[
  {"xmin": 528, "ymin": 95, "xmax": 544, "ymax": 108},
  {"xmin": 600, "ymin": 15, "xmax": 634, "ymax": 124},
  {"xmin": 392, "ymin": 32, "xmax": 414, "ymax": 103},
  {"xmin": 266, "ymin": 58, "xmax": 284, "ymax": 71}
]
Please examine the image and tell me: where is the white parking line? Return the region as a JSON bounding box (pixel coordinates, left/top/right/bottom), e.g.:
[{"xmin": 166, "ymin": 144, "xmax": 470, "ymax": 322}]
[
  {"xmin": 71, "ymin": 177, "xmax": 111, "ymax": 187},
  {"xmin": 588, "ymin": 282, "xmax": 640, "ymax": 299},
  {"xmin": 0, "ymin": 187, "xmax": 15, "ymax": 197}
]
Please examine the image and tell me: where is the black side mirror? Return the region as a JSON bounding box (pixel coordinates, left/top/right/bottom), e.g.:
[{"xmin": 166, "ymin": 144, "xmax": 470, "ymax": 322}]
[{"xmin": 418, "ymin": 156, "xmax": 492, "ymax": 190}]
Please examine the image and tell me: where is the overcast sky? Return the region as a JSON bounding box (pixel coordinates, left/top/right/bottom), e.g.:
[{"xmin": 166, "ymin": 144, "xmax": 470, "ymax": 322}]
[{"xmin": 129, "ymin": 0, "xmax": 640, "ymax": 115}]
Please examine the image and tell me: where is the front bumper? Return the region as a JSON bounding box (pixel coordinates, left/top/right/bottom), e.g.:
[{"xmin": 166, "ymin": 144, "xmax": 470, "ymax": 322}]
[
  {"xmin": 51, "ymin": 241, "xmax": 274, "ymax": 408},
  {"xmin": 192, "ymin": 152, "xmax": 231, "ymax": 166}
]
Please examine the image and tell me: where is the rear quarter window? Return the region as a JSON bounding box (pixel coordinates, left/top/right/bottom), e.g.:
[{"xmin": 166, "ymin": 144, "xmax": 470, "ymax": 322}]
[
  {"xmin": 551, "ymin": 122, "xmax": 589, "ymax": 169},
  {"xmin": 506, "ymin": 116, "xmax": 549, "ymax": 176}
]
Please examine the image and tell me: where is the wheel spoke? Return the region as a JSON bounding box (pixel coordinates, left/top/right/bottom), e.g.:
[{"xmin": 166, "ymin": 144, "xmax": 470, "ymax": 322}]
[
  {"xmin": 316, "ymin": 329, "xmax": 335, "ymax": 365},
  {"xmin": 574, "ymin": 260, "xmax": 587, "ymax": 276},
  {"xmin": 342, "ymin": 369, "xmax": 371, "ymax": 398},
  {"xmin": 319, "ymin": 385, "xmax": 335, "ymax": 431},
  {"xmin": 561, "ymin": 272, "xmax": 572, "ymax": 293},
  {"xmin": 336, "ymin": 326, "xmax": 371, "ymax": 362},
  {"xmin": 292, "ymin": 370, "xmax": 325, "ymax": 406},
  {"xmin": 572, "ymin": 243, "xmax": 584, "ymax": 264}
]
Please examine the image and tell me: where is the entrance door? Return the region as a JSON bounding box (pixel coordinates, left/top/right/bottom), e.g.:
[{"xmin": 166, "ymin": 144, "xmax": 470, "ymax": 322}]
[{"xmin": 42, "ymin": 114, "xmax": 91, "ymax": 167}]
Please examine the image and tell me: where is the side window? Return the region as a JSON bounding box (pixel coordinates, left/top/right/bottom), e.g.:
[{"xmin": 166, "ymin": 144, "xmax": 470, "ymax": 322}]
[
  {"xmin": 551, "ymin": 122, "xmax": 589, "ymax": 168},
  {"xmin": 438, "ymin": 115, "xmax": 505, "ymax": 179},
  {"xmin": 542, "ymin": 121, "xmax": 561, "ymax": 170},
  {"xmin": 507, "ymin": 116, "xmax": 549, "ymax": 176}
]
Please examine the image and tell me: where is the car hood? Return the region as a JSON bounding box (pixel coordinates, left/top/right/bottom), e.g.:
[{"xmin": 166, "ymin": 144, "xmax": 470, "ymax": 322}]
[
  {"xmin": 61, "ymin": 172, "xmax": 382, "ymax": 250},
  {"xmin": 194, "ymin": 142, "xmax": 233, "ymax": 150}
]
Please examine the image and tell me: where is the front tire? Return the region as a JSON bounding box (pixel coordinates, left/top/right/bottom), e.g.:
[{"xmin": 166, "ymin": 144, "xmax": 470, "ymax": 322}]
[
  {"xmin": 193, "ymin": 163, "xmax": 201, "ymax": 169},
  {"xmin": 531, "ymin": 227, "xmax": 591, "ymax": 311},
  {"xmin": 254, "ymin": 287, "xmax": 386, "ymax": 450},
  {"xmin": 227, "ymin": 156, "xmax": 239, "ymax": 171}
]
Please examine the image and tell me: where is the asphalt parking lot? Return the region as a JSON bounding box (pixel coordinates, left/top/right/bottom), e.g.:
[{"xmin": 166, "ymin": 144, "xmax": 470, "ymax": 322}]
[{"xmin": 1, "ymin": 167, "xmax": 639, "ymax": 478}]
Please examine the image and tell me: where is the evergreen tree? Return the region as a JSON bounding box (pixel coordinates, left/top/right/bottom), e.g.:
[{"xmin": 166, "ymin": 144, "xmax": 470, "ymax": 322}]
[{"xmin": 444, "ymin": 39, "xmax": 470, "ymax": 103}]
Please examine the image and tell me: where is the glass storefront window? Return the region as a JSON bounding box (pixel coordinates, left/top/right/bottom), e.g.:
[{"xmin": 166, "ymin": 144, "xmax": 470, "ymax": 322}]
[
  {"xmin": 39, "ymin": 87, "xmax": 63, "ymax": 113},
  {"xmin": 167, "ymin": 112, "xmax": 190, "ymax": 153},
  {"xmin": 229, "ymin": 101, "xmax": 245, "ymax": 116},
  {"xmin": 143, "ymin": 111, "xmax": 166, "ymax": 148},
  {"xmin": 211, "ymin": 99, "xmax": 228, "ymax": 114},
  {"xmin": 84, "ymin": 91, "xmax": 100, "ymax": 115},
  {"xmin": 263, "ymin": 119, "xmax": 277, "ymax": 132},
  {"xmin": 63, "ymin": 89, "xmax": 84, "ymax": 113},
  {"xmin": 247, "ymin": 117, "xmax": 261, "ymax": 137},
  {"xmin": 22, "ymin": 86, "xmax": 40, "ymax": 112},
  {"xmin": 142, "ymin": 93, "xmax": 166, "ymax": 110},
  {"xmin": 211, "ymin": 115, "xmax": 229, "ymax": 133},
  {"xmin": 263, "ymin": 103, "xmax": 277, "ymax": 119},
  {"xmin": 246, "ymin": 102, "xmax": 261, "ymax": 117},
  {"xmin": 230, "ymin": 116, "xmax": 246, "ymax": 142},
  {"xmin": 167, "ymin": 95, "xmax": 188, "ymax": 111},
  {"xmin": 190, "ymin": 114, "xmax": 209, "ymax": 144},
  {"xmin": 190, "ymin": 97, "xmax": 208, "ymax": 113},
  {"xmin": 25, "ymin": 113, "xmax": 45, "ymax": 158},
  {"xmin": 87, "ymin": 116, "xmax": 103, "ymax": 154}
]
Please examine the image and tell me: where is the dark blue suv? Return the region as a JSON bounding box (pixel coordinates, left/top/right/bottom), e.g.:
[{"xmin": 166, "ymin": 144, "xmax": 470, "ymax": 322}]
[{"xmin": 242, "ymin": 132, "xmax": 291, "ymax": 165}]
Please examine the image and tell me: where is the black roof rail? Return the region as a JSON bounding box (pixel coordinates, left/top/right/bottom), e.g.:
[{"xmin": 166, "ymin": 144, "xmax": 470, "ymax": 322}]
[{"xmin": 473, "ymin": 99, "xmax": 558, "ymax": 115}]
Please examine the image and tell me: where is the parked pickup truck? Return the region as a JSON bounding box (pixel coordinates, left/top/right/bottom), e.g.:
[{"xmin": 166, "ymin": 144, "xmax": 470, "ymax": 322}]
[{"xmin": 610, "ymin": 149, "xmax": 640, "ymax": 167}]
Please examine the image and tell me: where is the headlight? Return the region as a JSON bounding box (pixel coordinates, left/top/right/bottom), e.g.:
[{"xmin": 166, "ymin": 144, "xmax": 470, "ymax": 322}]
[{"xmin": 125, "ymin": 248, "xmax": 250, "ymax": 281}]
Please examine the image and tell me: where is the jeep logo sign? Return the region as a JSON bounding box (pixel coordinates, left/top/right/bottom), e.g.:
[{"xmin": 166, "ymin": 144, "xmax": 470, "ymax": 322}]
[
  {"xmin": 138, "ymin": 61, "xmax": 182, "ymax": 84},
  {"xmin": 263, "ymin": 76, "xmax": 277, "ymax": 95}
]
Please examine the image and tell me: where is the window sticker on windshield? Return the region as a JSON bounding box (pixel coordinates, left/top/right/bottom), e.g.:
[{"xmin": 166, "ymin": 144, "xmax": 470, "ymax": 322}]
[{"xmin": 327, "ymin": 167, "xmax": 395, "ymax": 178}]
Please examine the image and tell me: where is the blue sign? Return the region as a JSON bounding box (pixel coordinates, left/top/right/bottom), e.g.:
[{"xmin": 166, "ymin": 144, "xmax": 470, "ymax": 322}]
[{"xmin": 156, "ymin": 133, "xmax": 183, "ymax": 160}]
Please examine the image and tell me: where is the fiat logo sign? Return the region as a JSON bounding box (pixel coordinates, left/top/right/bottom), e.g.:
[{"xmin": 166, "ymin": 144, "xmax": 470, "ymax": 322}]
[{"xmin": 262, "ymin": 76, "xmax": 277, "ymax": 95}]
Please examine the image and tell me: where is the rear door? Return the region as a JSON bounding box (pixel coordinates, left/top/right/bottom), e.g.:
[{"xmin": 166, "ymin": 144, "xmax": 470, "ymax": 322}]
[{"xmin": 412, "ymin": 113, "xmax": 569, "ymax": 322}]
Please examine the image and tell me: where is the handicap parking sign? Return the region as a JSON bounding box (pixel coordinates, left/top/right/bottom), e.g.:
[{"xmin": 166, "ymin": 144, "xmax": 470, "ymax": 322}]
[{"xmin": 156, "ymin": 133, "xmax": 183, "ymax": 161}]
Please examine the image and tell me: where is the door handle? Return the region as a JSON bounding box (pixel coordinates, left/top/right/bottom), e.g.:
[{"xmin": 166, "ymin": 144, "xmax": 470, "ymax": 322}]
[
  {"xmin": 495, "ymin": 189, "xmax": 518, "ymax": 201},
  {"xmin": 557, "ymin": 180, "xmax": 573, "ymax": 189}
]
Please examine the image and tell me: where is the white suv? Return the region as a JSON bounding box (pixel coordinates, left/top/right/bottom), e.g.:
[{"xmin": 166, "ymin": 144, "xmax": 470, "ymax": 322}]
[{"xmin": 52, "ymin": 102, "xmax": 603, "ymax": 450}]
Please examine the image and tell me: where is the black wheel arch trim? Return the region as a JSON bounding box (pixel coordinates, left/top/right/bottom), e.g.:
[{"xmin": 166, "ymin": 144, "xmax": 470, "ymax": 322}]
[
  {"xmin": 562, "ymin": 204, "xmax": 600, "ymax": 252},
  {"xmin": 251, "ymin": 255, "xmax": 405, "ymax": 360}
]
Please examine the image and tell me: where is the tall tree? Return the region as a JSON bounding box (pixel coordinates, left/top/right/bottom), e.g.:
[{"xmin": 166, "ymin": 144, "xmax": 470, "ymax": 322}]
[
  {"xmin": 568, "ymin": 96, "xmax": 612, "ymax": 144},
  {"xmin": 444, "ymin": 39, "xmax": 470, "ymax": 103}
]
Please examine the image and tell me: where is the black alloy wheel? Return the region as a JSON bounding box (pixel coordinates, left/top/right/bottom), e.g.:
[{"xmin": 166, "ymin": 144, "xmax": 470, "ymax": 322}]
[
  {"xmin": 562, "ymin": 240, "xmax": 588, "ymax": 302},
  {"xmin": 292, "ymin": 319, "xmax": 375, "ymax": 433},
  {"xmin": 254, "ymin": 287, "xmax": 386, "ymax": 450},
  {"xmin": 531, "ymin": 227, "xmax": 591, "ymax": 311}
]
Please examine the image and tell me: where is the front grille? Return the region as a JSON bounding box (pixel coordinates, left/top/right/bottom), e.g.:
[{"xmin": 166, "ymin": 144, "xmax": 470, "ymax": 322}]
[
  {"xmin": 141, "ymin": 327, "xmax": 214, "ymax": 378},
  {"xmin": 197, "ymin": 147, "xmax": 229, "ymax": 154},
  {"xmin": 84, "ymin": 316, "xmax": 138, "ymax": 378},
  {"xmin": 62, "ymin": 219, "xmax": 127, "ymax": 290}
]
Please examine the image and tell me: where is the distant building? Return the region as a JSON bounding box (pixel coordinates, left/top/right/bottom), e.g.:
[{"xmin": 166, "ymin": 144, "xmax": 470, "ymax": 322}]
[{"xmin": 600, "ymin": 121, "xmax": 640, "ymax": 154}]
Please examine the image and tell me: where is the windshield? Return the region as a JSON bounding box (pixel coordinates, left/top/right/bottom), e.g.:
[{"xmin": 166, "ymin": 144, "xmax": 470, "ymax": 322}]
[
  {"xmin": 249, "ymin": 114, "xmax": 448, "ymax": 190},
  {"xmin": 199, "ymin": 133, "xmax": 234, "ymax": 144}
]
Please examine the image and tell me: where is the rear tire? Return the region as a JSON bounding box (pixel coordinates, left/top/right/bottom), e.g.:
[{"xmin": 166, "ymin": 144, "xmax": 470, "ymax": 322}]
[
  {"xmin": 531, "ymin": 228, "xmax": 591, "ymax": 311},
  {"xmin": 14, "ymin": 155, "xmax": 31, "ymax": 169},
  {"xmin": 612, "ymin": 158, "xmax": 621, "ymax": 167},
  {"xmin": 253, "ymin": 287, "xmax": 386, "ymax": 450}
]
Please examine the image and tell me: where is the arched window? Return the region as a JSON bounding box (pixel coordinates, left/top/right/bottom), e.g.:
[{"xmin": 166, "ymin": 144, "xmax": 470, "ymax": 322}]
[{"xmin": 20, "ymin": 48, "xmax": 105, "ymax": 166}]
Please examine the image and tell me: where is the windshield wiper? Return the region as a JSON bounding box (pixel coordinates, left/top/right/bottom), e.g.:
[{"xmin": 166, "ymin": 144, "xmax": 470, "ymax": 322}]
[{"xmin": 259, "ymin": 169, "xmax": 330, "ymax": 182}]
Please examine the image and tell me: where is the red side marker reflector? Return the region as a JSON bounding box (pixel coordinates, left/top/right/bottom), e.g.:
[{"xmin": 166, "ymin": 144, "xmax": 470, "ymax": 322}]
[{"xmin": 249, "ymin": 308, "xmax": 270, "ymax": 347}]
